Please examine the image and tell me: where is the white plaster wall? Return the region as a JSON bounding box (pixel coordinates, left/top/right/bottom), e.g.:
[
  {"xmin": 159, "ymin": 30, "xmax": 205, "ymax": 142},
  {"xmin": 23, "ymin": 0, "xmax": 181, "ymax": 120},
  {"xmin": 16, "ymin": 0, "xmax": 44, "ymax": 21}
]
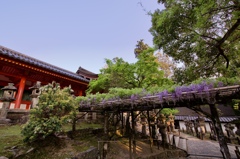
[
  {"xmin": 204, "ymin": 122, "xmax": 237, "ymax": 135},
  {"xmin": 20, "ymin": 104, "xmax": 26, "ymax": 109},
  {"xmin": 179, "ymin": 121, "xmax": 237, "ymax": 136},
  {"xmin": 179, "ymin": 121, "xmax": 186, "ymax": 131},
  {"xmin": 10, "ymin": 103, "xmax": 15, "ymax": 109},
  {"xmin": 0, "ymin": 102, "xmax": 14, "ymax": 109}
]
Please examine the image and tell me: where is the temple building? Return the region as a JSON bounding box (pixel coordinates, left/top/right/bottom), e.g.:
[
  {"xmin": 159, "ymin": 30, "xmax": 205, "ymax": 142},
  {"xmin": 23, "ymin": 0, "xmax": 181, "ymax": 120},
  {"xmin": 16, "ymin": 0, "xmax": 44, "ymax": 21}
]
[
  {"xmin": 0, "ymin": 45, "xmax": 98, "ymax": 110},
  {"xmin": 76, "ymin": 66, "xmax": 98, "ymax": 80}
]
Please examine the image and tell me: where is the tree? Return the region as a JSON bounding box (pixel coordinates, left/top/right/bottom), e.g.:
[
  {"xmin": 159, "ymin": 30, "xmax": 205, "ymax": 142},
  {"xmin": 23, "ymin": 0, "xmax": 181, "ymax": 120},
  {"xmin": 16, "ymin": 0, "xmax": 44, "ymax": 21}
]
[
  {"xmin": 150, "ymin": 1, "xmax": 240, "ymax": 157},
  {"xmin": 150, "ymin": 0, "xmax": 240, "ymax": 83},
  {"xmin": 172, "ymin": 66, "xmax": 200, "ymax": 85},
  {"xmin": 160, "ymin": 108, "xmax": 179, "ymax": 115},
  {"xmin": 86, "ymin": 41, "xmax": 174, "ymax": 155},
  {"xmin": 135, "ymin": 40, "xmax": 176, "ymax": 78},
  {"xmin": 21, "ymin": 82, "xmax": 76, "ymax": 143},
  {"xmin": 155, "ymin": 52, "xmax": 175, "ymax": 78},
  {"xmin": 134, "ymin": 39, "xmax": 149, "ymax": 58},
  {"xmin": 87, "ymin": 46, "xmax": 173, "ymax": 94}
]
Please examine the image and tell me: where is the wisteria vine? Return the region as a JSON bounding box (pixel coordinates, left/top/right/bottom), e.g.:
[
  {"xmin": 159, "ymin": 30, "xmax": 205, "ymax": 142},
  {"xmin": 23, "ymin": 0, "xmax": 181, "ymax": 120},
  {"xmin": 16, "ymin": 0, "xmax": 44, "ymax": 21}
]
[{"xmin": 77, "ymin": 77, "xmax": 240, "ymax": 108}]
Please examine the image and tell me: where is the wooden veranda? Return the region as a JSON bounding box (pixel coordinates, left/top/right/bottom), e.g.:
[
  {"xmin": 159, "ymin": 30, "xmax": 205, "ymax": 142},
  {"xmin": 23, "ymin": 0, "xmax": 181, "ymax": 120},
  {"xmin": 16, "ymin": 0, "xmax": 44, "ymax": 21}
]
[{"xmin": 78, "ymin": 85, "xmax": 240, "ymax": 159}]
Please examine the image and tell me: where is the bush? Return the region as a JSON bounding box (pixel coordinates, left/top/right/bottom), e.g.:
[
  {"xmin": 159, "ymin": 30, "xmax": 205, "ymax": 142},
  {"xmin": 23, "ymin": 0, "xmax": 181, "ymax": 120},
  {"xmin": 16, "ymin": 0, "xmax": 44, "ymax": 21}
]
[{"xmin": 21, "ymin": 82, "xmax": 77, "ymax": 143}]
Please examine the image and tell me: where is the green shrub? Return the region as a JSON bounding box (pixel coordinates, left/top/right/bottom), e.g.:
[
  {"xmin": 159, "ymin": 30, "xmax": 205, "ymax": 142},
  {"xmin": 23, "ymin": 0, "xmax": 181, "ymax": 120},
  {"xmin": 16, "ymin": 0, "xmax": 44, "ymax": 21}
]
[{"xmin": 21, "ymin": 82, "xmax": 77, "ymax": 143}]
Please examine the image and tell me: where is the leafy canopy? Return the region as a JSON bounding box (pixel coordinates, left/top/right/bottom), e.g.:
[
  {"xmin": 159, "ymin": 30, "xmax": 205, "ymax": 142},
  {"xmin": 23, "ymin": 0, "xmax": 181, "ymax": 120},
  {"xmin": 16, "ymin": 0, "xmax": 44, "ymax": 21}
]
[
  {"xmin": 86, "ymin": 46, "xmax": 173, "ymax": 94},
  {"xmin": 150, "ymin": 0, "xmax": 240, "ymax": 83}
]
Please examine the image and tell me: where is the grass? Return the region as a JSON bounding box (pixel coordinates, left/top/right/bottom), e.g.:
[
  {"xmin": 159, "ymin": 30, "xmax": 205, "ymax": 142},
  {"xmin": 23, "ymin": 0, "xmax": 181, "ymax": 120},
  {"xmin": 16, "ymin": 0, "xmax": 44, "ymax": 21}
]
[
  {"xmin": 62, "ymin": 121, "xmax": 103, "ymax": 132},
  {"xmin": 0, "ymin": 124, "xmax": 23, "ymax": 157},
  {"xmin": 0, "ymin": 122, "xmax": 103, "ymax": 159}
]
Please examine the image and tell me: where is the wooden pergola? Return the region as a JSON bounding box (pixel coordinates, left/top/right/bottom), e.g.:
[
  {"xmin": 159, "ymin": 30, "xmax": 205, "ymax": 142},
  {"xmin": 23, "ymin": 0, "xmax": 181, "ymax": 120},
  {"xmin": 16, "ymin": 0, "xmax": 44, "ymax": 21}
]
[
  {"xmin": 79, "ymin": 85, "xmax": 240, "ymax": 111},
  {"xmin": 78, "ymin": 85, "xmax": 240, "ymax": 159}
]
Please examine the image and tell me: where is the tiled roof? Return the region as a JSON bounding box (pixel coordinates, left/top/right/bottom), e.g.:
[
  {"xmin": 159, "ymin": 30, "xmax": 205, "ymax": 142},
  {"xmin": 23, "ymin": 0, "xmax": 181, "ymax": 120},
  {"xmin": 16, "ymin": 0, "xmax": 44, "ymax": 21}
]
[
  {"xmin": 76, "ymin": 66, "xmax": 98, "ymax": 79},
  {"xmin": 175, "ymin": 115, "xmax": 239, "ymax": 123},
  {"xmin": 0, "ymin": 45, "xmax": 89, "ymax": 83}
]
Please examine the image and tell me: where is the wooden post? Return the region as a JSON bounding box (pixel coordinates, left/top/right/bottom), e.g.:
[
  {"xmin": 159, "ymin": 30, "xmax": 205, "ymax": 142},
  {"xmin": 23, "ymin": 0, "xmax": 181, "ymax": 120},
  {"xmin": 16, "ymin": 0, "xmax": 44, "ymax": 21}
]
[
  {"xmin": 127, "ymin": 112, "xmax": 132, "ymax": 159},
  {"xmin": 104, "ymin": 112, "xmax": 109, "ymax": 134},
  {"xmin": 131, "ymin": 109, "xmax": 136, "ymax": 158},
  {"xmin": 235, "ymin": 146, "xmax": 240, "ymax": 159},
  {"xmin": 121, "ymin": 112, "xmax": 124, "ymax": 135},
  {"xmin": 209, "ymin": 103, "xmax": 231, "ymax": 159},
  {"xmin": 147, "ymin": 110, "xmax": 153, "ymax": 153},
  {"xmin": 15, "ymin": 77, "xmax": 26, "ymax": 109}
]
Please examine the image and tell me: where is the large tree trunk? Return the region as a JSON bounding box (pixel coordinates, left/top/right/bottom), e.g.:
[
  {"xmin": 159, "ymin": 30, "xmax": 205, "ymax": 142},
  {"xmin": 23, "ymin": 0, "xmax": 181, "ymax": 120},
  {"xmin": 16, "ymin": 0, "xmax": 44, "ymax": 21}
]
[{"xmin": 209, "ymin": 104, "xmax": 231, "ymax": 159}]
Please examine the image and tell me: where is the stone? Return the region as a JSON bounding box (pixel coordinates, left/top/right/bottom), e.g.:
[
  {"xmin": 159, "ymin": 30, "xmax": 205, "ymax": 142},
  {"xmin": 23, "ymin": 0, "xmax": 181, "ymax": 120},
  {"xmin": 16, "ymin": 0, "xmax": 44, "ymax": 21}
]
[
  {"xmin": 31, "ymin": 98, "xmax": 39, "ymax": 109},
  {"xmin": 0, "ymin": 118, "xmax": 11, "ymax": 124},
  {"xmin": 0, "ymin": 156, "xmax": 8, "ymax": 159},
  {"xmin": 0, "ymin": 103, "xmax": 10, "ymax": 119},
  {"xmin": 224, "ymin": 123, "xmax": 235, "ymax": 138}
]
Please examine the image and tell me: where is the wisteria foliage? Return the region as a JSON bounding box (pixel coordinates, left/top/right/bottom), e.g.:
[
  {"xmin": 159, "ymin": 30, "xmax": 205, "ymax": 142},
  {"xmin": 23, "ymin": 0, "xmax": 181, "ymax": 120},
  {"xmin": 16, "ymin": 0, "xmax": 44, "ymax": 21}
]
[{"xmin": 76, "ymin": 77, "xmax": 240, "ymax": 107}]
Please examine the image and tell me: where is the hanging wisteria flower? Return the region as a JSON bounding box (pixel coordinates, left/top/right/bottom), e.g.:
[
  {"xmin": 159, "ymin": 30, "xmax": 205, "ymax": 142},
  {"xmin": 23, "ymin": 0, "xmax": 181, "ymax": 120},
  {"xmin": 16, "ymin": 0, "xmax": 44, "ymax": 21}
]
[
  {"xmin": 162, "ymin": 90, "xmax": 168, "ymax": 97},
  {"xmin": 174, "ymin": 87, "xmax": 182, "ymax": 98},
  {"xmin": 130, "ymin": 94, "xmax": 136, "ymax": 102},
  {"xmin": 218, "ymin": 82, "xmax": 224, "ymax": 87},
  {"xmin": 171, "ymin": 92, "xmax": 177, "ymax": 104},
  {"xmin": 157, "ymin": 92, "xmax": 163, "ymax": 101},
  {"xmin": 189, "ymin": 84, "xmax": 199, "ymax": 92}
]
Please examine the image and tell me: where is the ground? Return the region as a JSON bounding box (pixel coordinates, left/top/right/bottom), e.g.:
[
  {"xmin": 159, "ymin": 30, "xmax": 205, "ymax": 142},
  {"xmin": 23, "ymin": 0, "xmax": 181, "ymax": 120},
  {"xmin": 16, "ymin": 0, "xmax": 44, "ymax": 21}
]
[
  {"xmin": 0, "ymin": 123, "xmax": 187, "ymax": 159},
  {"xmin": 106, "ymin": 138, "xmax": 186, "ymax": 159},
  {"xmin": 0, "ymin": 122, "xmax": 102, "ymax": 159}
]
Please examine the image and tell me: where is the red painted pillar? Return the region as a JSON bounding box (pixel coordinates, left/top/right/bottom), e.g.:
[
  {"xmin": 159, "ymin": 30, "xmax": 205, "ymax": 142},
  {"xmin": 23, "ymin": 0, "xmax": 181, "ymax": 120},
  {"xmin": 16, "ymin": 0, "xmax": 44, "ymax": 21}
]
[
  {"xmin": 15, "ymin": 77, "xmax": 26, "ymax": 109},
  {"xmin": 79, "ymin": 90, "xmax": 83, "ymax": 96}
]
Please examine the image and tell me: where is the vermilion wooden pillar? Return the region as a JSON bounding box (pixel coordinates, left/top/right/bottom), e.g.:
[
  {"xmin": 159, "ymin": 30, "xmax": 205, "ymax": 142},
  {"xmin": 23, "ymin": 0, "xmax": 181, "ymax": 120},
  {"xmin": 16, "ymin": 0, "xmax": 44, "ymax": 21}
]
[
  {"xmin": 15, "ymin": 77, "xmax": 26, "ymax": 109},
  {"xmin": 79, "ymin": 90, "xmax": 83, "ymax": 96}
]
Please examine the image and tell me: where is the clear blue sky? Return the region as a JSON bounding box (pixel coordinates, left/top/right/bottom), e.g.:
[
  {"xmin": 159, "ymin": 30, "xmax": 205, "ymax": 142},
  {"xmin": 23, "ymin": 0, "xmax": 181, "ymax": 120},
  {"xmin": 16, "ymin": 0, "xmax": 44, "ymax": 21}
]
[{"xmin": 0, "ymin": 1, "xmax": 164, "ymax": 74}]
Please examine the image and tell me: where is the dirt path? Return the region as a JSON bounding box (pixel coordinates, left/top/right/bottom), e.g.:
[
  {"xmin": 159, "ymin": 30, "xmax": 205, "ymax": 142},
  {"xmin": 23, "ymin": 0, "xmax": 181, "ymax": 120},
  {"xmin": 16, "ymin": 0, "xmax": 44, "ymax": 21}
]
[{"xmin": 106, "ymin": 138, "xmax": 187, "ymax": 159}]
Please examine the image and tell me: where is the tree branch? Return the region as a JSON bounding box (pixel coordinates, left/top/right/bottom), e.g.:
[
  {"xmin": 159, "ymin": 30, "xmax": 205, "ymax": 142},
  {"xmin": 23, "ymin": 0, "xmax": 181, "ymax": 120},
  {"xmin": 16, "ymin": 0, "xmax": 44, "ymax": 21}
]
[
  {"xmin": 215, "ymin": 18, "xmax": 240, "ymax": 68},
  {"xmin": 217, "ymin": 18, "xmax": 240, "ymax": 46}
]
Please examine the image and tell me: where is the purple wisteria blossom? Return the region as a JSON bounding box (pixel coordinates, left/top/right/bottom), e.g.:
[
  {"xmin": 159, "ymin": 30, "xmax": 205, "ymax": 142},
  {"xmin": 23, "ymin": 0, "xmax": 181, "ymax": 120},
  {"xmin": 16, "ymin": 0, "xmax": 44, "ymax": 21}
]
[
  {"xmin": 189, "ymin": 84, "xmax": 200, "ymax": 92},
  {"xmin": 171, "ymin": 92, "xmax": 177, "ymax": 104},
  {"xmin": 130, "ymin": 94, "xmax": 136, "ymax": 102},
  {"xmin": 157, "ymin": 92, "xmax": 163, "ymax": 101},
  {"xmin": 162, "ymin": 90, "xmax": 168, "ymax": 97},
  {"xmin": 174, "ymin": 87, "xmax": 182, "ymax": 98},
  {"xmin": 218, "ymin": 82, "xmax": 224, "ymax": 87}
]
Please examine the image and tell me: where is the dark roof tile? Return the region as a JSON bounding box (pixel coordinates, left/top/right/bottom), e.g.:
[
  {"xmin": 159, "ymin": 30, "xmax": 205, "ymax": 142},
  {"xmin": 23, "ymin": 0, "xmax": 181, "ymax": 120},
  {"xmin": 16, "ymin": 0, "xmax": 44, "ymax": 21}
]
[{"xmin": 0, "ymin": 45, "xmax": 89, "ymax": 83}]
